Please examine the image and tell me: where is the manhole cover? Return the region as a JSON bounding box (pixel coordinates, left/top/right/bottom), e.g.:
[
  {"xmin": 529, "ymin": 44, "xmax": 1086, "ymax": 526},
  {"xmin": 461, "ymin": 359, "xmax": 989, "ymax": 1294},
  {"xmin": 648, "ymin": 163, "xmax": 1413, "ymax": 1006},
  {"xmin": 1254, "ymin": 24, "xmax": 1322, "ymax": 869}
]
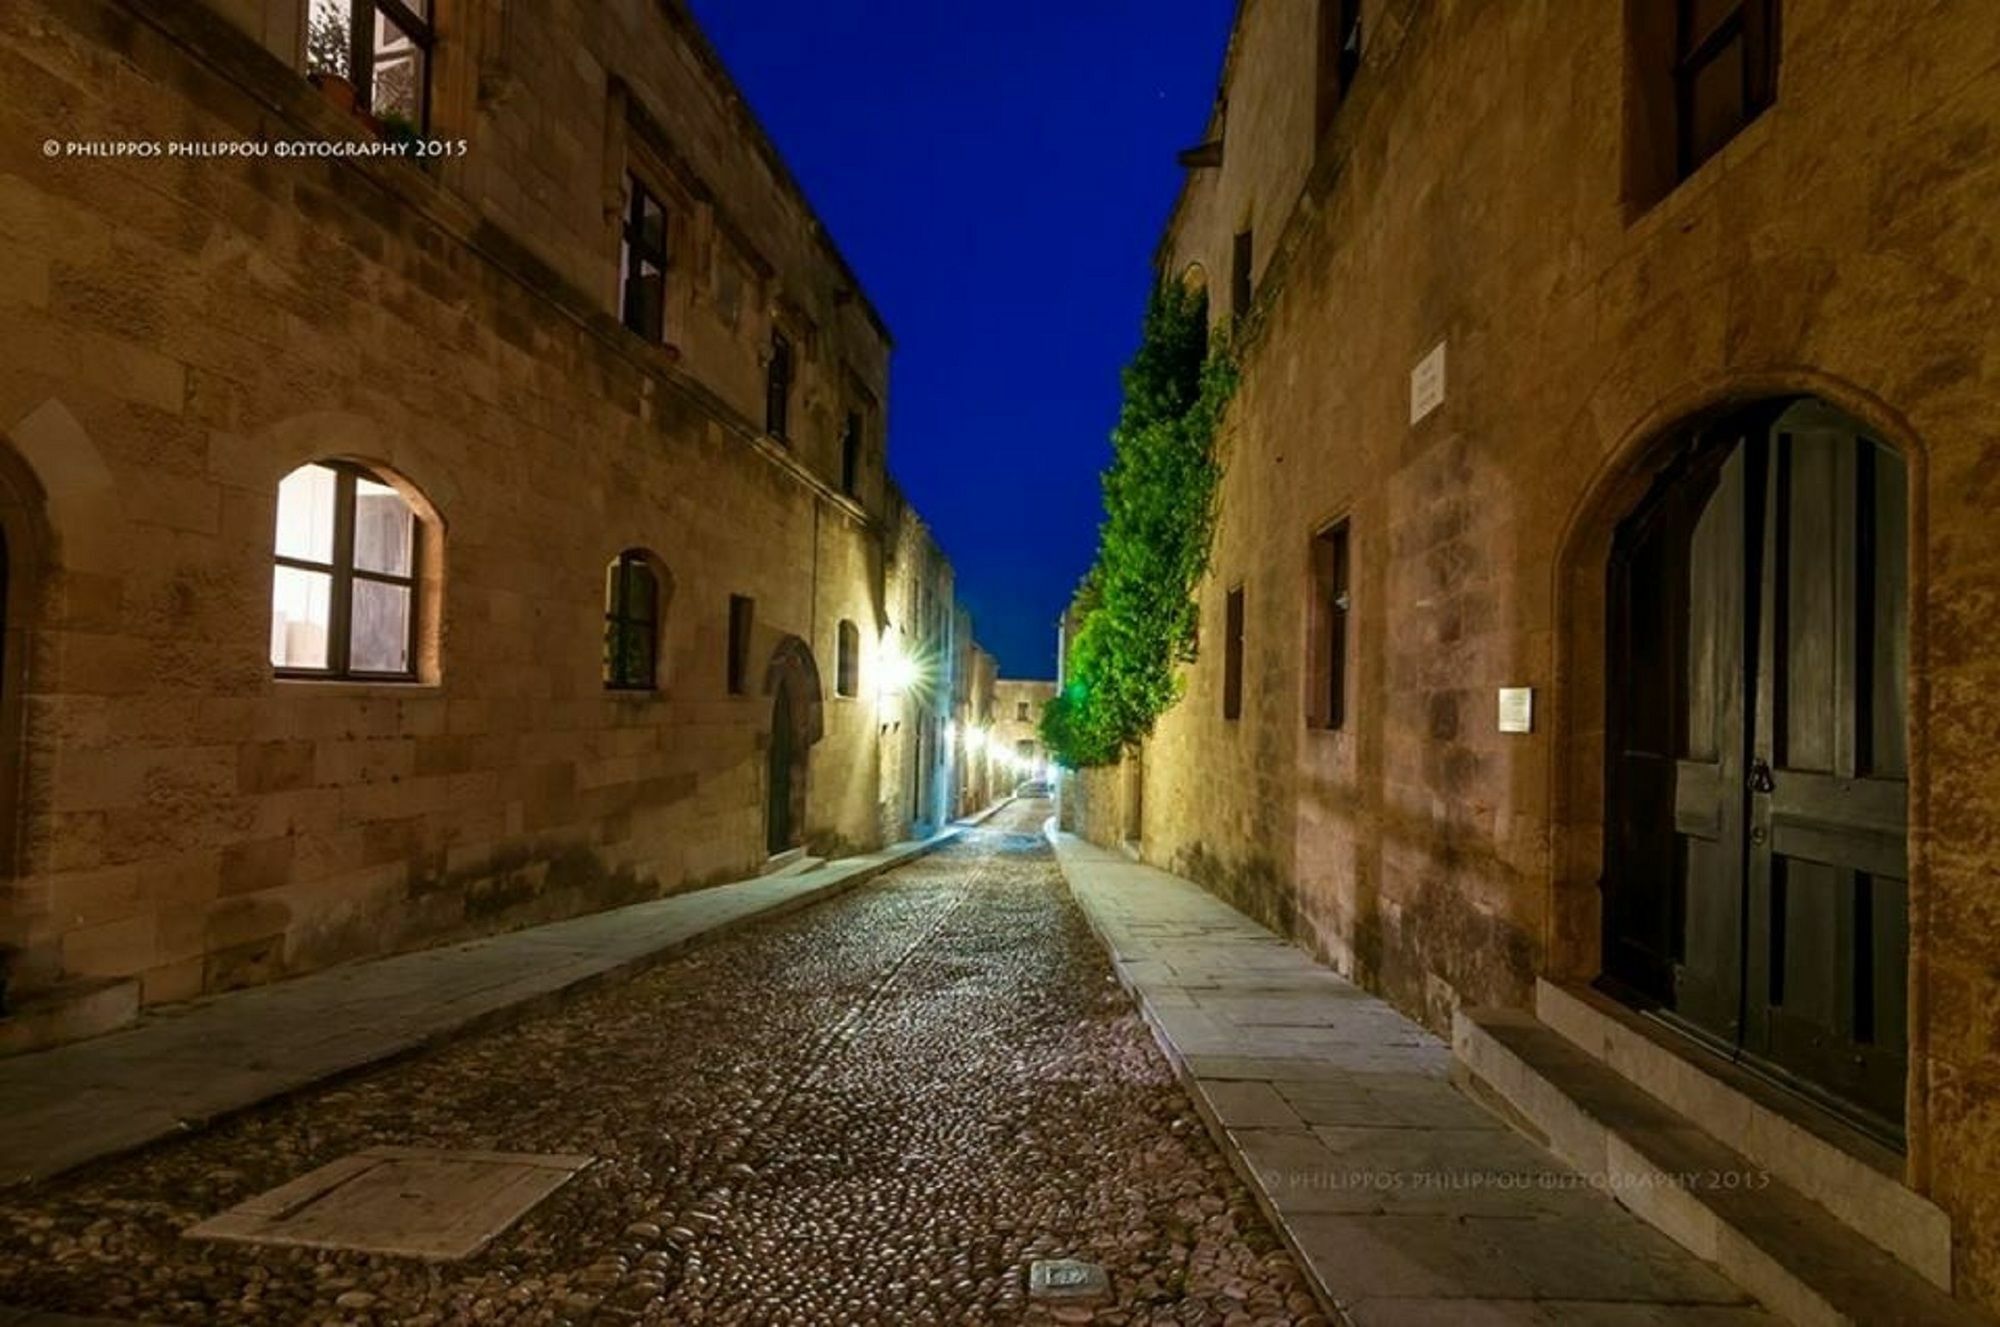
[
  {"xmin": 184, "ymin": 1146, "xmax": 592, "ymax": 1260},
  {"xmin": 1029, "ymin": 1257, "xmax": 1110, "ymax": 1302}
]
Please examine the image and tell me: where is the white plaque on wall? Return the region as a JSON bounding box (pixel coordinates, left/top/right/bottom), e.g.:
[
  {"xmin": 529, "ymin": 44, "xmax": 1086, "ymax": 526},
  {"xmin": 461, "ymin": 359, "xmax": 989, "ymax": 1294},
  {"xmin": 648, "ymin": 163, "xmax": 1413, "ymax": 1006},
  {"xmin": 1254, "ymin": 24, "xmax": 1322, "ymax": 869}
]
[
  {"xmin": 1497, "ymin": 687, "xmax": 1533, "ymax": 734},
  {"xmin": 1410, "ymin": 339, "xmax": 1447, "ymax": 425}
]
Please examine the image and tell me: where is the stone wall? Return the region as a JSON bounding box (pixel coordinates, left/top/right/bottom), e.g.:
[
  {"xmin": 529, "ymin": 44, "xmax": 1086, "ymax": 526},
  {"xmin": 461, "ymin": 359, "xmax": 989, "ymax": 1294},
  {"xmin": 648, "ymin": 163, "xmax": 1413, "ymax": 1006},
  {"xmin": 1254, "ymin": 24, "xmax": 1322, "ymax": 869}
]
[
  {"xmin": 1139, "ymin": 0, "xmax": 2000, "ymax": 1302},
  {"xmin": 0, "ymin": 0, "xmax": 933, "ymax": 1014}
]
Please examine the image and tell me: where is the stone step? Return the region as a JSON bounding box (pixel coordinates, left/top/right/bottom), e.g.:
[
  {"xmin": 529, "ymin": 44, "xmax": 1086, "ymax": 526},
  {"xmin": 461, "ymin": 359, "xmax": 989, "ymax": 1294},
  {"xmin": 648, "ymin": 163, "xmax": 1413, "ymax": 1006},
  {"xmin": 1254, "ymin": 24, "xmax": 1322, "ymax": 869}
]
[
  {"xmin": 1533, "ymin": 978, "xmax": 1950, "ymax": 1287},
  {"xmin": 1454, "ymin": 1005, "xmax": 1988, "ymax": 1327},
  {"xmin": 0, "ymin": 976, "xmax": 139, "ymax": 1058}
]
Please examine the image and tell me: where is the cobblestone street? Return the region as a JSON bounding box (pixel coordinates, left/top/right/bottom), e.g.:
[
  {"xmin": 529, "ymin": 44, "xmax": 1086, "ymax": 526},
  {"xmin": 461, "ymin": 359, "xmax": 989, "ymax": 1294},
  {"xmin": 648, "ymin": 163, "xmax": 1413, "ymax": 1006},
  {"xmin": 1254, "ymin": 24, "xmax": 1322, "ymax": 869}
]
[{"xmin": 0, "ymin": 801, "xmax": 1316, "ymax": 1326}]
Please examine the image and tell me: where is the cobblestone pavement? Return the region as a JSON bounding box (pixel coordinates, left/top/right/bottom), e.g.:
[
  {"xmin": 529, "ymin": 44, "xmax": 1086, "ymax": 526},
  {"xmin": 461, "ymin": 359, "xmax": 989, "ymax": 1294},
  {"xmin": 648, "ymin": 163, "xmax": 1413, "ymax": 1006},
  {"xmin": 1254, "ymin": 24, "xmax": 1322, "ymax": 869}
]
[{"xmin": 0, "ymin": 801, "xmax": 1320, "ymax": 1326}]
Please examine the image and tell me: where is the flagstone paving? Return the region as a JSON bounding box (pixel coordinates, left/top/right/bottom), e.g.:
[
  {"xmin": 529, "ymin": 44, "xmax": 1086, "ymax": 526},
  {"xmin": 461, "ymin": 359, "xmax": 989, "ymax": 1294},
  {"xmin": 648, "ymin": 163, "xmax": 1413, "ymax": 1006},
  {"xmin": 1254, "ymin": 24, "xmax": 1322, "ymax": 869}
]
[
  {"xmin": 1049, "ymin": 827, "xmax": 1773, "ymax": 1327},
  {"xmin": 0, "ymin": 801, "xmax": 1313, "ymax": 1326}
]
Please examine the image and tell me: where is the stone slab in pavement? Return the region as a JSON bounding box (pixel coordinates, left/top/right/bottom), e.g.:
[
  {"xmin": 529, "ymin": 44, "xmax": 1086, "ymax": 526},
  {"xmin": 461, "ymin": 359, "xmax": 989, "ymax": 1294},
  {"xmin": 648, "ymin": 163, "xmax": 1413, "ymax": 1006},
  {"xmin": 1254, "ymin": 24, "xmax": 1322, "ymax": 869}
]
[
  {"xmin": 1047, "ymin": 826, "xmax": 1774, "ymax": 1326},
  {"xmin": 0, "ymin": 826, "xmax": 973, "ymax": 1189}
]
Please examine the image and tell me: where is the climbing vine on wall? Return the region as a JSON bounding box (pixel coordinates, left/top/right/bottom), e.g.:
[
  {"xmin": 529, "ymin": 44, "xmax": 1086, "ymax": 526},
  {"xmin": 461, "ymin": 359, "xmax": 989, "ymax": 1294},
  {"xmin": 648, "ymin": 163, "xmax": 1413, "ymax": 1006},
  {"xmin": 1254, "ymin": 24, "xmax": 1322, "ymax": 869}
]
[{"xmin": 1041, "ymin": 280, "xmax": 1238, "ymax": 768}]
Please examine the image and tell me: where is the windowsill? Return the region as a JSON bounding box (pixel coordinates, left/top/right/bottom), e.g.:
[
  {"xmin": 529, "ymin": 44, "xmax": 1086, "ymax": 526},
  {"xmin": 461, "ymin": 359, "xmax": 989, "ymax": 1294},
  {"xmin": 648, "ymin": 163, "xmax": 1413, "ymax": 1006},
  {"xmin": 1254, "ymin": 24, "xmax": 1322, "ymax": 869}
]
[
  {"xmin": 604, "ymin": 687, "xmax": 664, "ymax": 701},
  {"xmin": 273, "ymin": 676, "xmax": 439, "ymax": 695}
]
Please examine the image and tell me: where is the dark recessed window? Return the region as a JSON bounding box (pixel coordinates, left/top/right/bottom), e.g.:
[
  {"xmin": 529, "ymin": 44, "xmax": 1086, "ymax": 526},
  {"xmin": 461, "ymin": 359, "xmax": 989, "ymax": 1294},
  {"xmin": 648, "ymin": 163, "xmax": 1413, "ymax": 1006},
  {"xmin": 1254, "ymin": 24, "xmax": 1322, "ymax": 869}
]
[
  {"xmin": 836, "ymin": 620, "xmax": 860, "ymax": 697},
  {"xmin": 620, "ymin": 173, "xmax": 668, "ymax": 342},
  {"xmin": 1316, "ymin": 0, "xmax": 1363, "ymax": 137},
  {"xmin": 1223, "ymin": 584, "xmax": 1246, "ymax": 721},
  {"xmin": 841, "ymin": 411, "xmax": 863, "ymax": 497},
  {"xmin": 1016, "ymin": 701, "xmax": 1030, "ymax": 722},
  {"xmin": 305, "ymin": 0, "xmax": 434, "ymax": 131},
  {"xmin": 765, "ymin": 332, "xmax": 794, "ymax": 440},
  {"xmin": 1231, "ymin": 229, "xmax": 1254, "ymax": 326},
  {"xmin": 727, "ymin": 594, "xmax": 755, "ymax": 695},
  {"xmin": 271, "ymin": 460, "xmax": 422, "ymax": 681},
  {"xmin": 605, "ymin": 551, "xmax": 661, "ymax": 691},
  {"xmin": 1308, "ymin": 522, "xmax": 1350, "ymax": 730},
  {"xmin": 1674, "ymin": 0, "xmax": 1778, "ymax": 179}
]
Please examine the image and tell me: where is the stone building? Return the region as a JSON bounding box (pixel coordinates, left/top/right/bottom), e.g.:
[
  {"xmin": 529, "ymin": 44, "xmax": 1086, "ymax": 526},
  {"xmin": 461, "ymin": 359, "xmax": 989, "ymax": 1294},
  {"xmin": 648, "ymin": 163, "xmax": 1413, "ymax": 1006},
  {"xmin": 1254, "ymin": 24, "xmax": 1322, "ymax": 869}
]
[
  {"xmin": 991, "ymin": 679, "xmax": 1055, "ymax": 781},
  {"xmin": 878, "ymin": 485, "xmax": 961, "ymax": 842},
  {"xmin": 0, "ymin": 0, "xmax": 972, "ymax": 1043},
  {"xmin": 1065, "ymin": 0, "xmax": 2000, "ymax": 1313}
]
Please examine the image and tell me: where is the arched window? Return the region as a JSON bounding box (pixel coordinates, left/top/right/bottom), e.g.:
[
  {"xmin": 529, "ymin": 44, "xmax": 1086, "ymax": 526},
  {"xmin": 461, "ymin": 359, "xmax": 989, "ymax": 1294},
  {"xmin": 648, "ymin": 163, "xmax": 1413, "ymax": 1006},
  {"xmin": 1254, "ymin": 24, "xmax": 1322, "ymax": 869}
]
[
  {"xmin": 272, "ymin": 460, "xmax": 422, "ymax": 680},
  {"xmin": 836, "ymin": 619, "xmax": 859, "ymax": 697},
  {"xmin": 605, "ymin": 550, "xmax": 662, "ymax": 690}
]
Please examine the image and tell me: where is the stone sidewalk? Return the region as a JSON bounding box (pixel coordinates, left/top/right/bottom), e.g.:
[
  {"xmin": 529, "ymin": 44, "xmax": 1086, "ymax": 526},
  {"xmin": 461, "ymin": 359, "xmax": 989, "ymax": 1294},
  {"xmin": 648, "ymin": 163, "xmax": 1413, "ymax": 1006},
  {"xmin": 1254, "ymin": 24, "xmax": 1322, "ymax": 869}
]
[
  {"xmin": 0, "ymin": 826, "xmax": 976, "ymax": 1190},
  {"xmin": 1048, "ymin": 827, "xmax": 1772, "ymax": 1327}
]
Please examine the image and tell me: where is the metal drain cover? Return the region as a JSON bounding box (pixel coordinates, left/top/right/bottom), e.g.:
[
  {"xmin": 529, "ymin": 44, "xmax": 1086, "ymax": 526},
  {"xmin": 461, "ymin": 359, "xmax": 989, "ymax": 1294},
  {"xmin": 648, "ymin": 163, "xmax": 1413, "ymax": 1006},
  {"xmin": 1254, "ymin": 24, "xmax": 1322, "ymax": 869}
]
[
  {"xmin": 1029, "ymin": 1257, "xmax": 1111, "ymax": 1302},
  {"xmin": 184, "ymin": 1146, "xmax": 592, "ymax": 1261}
]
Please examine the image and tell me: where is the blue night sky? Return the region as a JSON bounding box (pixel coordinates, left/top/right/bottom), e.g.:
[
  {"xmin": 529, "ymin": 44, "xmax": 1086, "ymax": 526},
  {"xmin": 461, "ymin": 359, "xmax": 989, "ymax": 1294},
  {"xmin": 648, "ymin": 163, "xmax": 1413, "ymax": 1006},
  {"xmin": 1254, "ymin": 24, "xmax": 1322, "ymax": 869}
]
[{"xmin": 690, "ymin": 2, "xmax": 1234, "ymax": 679}]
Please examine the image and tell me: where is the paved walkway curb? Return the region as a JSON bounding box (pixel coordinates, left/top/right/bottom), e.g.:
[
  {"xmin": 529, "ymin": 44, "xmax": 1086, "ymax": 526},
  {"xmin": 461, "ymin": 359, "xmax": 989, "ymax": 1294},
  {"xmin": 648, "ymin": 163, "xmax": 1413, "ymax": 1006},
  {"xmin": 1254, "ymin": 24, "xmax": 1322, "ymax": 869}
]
[
  {"xmin": 0, "ymin": 822, "xmax": 988, "ymax": 1189},
  {"xmin": 1047, "ymin": 823, "xmax": 1772, "ymax": 1327}
]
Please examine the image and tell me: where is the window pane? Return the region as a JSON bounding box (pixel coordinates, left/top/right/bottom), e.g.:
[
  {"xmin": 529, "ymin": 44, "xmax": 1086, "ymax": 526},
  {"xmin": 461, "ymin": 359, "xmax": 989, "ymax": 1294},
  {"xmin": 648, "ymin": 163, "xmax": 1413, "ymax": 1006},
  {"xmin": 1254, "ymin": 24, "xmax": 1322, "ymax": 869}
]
[
  {"xmin": 639, "ymin": 196, "xmax": 666, "ymax": 259},
  {"xmin": 271, "ymin": 565, "xmax": 333, "ymax": 669},
  {"xmin": 351, "ymin": 578, "xmax": 413, "ymax": 673},
  {"xmin": 623, "ymin": 560, "xmax": 658, "ymax": 624},
  {"xmin": 371, "ymin": 12, "xmax": 425, "ymax": 124},
  {"xmin": 353, "ymin": 476, "xmax": 414, "ymax": 576},
  {"xmin": 1687, "ymin": 40, "xmax": 1748, "ymax": 168},
  {"xmin": 275, "ymin": 463, "xmax": 338, "ymax": 564},
  {"xmin": 305, "ymin": 0, "xmax": 354, "ymax": 79}
]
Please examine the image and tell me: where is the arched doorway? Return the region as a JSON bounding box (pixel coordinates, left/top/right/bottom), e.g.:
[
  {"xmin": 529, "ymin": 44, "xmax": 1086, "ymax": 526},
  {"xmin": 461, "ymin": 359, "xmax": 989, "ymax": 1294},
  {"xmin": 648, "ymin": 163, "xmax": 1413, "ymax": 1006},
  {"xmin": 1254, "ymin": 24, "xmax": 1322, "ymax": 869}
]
[
  {"xmin": 1603, "ymin": 396, "xmax": 1909, "ymax": 1139},
  {"xmin": 763, "ymin": 636, "xmax": 824, "ymax": 857}
]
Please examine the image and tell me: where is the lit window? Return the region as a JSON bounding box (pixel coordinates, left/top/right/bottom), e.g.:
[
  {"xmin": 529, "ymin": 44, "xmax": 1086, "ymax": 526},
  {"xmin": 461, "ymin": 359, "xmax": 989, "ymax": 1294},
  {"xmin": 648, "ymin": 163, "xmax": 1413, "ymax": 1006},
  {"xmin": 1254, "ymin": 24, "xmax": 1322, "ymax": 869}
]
[
  {"xmin": 620, "ymin": 174, "xmax": 668, "ymax": 342},
  {"xmin": 304, "ymin": 0, "xmax": 434, "ymax": 132},
  {"xmin": 605, "ymin": 551, "xmax": 661, "ymax": 691},
  {"xmin": 272, "ymin": 461, "xmax": 421, "ymax": 680}
]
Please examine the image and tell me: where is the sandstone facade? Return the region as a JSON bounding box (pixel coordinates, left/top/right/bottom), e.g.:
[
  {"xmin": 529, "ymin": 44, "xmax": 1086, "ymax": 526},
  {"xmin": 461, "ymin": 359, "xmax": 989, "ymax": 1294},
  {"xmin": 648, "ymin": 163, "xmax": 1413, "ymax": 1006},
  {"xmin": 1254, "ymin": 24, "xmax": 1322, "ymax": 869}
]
[
  {"xmin": 0, "ymin": 0, "xmax": 981, "ymax": 1029},
  {"xmin": 1070, "ymin": 0, "xmax": 2000, "ymax": 1307}
]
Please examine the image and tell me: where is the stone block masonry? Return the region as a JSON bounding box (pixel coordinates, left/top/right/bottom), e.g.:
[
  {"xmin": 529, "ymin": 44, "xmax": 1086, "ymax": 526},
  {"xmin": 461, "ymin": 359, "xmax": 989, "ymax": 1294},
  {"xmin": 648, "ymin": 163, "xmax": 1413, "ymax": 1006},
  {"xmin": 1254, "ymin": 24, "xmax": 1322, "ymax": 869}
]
[{"xmin": 0, "ymin": 0, "xmax": 978, "ymax": 1034}]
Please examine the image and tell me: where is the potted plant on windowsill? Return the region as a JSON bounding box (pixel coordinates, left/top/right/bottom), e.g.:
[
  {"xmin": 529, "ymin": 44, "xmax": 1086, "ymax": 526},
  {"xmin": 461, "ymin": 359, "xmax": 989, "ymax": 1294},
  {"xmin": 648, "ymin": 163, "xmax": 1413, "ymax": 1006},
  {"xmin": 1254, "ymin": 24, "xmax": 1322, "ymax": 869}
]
[
  {"xmin": 377, "ymin": 109, "xmax": 422, "ymax": 150},
  {"xmin": 308, "ymin": 71, "xmax": 358, "ymax": 114}
]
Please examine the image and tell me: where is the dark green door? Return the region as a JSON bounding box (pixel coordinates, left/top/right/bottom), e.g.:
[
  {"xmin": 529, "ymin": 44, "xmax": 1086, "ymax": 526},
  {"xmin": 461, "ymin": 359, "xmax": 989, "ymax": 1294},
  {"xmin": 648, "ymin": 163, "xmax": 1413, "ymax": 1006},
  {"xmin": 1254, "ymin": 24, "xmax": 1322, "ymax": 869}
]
[
  {"xmin": 1605, "ymin": 398, "xmax": 1909, "ymax": 1137},
  {"xmin": 768, "ymin": 679, "xmax": 796, "ymax": 855}
]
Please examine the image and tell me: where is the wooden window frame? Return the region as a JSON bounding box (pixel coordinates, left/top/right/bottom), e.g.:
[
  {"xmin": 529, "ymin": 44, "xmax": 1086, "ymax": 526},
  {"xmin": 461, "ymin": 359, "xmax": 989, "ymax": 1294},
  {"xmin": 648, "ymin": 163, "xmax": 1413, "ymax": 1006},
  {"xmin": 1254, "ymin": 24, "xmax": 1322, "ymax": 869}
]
[
  {"xmin": 1316, "ymin": 0, "xmax": 1363, "ymax": 137},
  {"xmin": 836, "ymin": 620, "xmax": 860, "ymax": 698},
  {"xmin": 1308, "ymin": 521, "xmax": 1351, "ymax": 731},
  {"xmin": 1672, "ymin": 0, "xmax": 1779, "ymax": 180},
  {"xmin": 621, "ymin": 172, "xmax": 669, "ymax": 342},
  {"xmin": 312, "ymin": 0, "xmax": 435, "ymax": 128},
  {"xmin": 1231, "ymin": 229, "xmax": 1254, "ymax": 327},
  {"xmin": 604, "ymin": 550, "xmax": 660, "ymax": 692},
  {"xmin": 273, "ymin": 460, "xmax": 422, "ymax": 683},
  {"xmin": 765, "ymin": 331, "xmax": 794, "ymax": 441},
  {"xmin": 727, "ymin": 593, "xmax": 755, "ymax": 695},
  {"xmin": 1223, "ymin": 584, "xmax": 1246, "ymax": 721},
  {"xmin": 840, "ymin": 410, "xmax": 863, "ymax": 497}
]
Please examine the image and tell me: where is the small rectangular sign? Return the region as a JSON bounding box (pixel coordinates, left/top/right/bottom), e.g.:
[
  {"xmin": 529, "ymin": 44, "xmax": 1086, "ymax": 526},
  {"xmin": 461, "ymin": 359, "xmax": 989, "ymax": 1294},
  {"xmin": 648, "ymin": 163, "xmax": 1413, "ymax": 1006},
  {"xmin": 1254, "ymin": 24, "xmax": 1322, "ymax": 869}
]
[
  {"xmin": 1410, "ymin": 340, "xmax": 1447, "ymax": 425},
  {"xmin": 1498, "ymin": 686, "xmax": 1533, "ymax": 734}
]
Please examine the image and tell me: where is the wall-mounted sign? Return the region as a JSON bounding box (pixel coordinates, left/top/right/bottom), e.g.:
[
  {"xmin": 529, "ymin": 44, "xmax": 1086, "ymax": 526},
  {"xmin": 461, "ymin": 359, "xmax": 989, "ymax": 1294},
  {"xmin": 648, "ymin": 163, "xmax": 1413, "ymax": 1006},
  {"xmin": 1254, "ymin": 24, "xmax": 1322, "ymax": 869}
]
[
  {"xmin": 1498, "ymin": 686, "xmax": 1533, "ymax": 734},
  {"xmin": 1410, "ymin": 339, "xmax": 1447, "ymax": 425}
]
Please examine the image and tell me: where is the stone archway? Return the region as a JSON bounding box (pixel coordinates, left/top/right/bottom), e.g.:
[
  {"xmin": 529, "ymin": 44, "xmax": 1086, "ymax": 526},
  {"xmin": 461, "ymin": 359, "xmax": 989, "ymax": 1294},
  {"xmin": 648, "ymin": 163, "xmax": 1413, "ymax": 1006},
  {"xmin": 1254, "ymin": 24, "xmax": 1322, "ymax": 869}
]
[{"xmin": 763, "ymin": 635, "xmax": 824, "ymax": 856}]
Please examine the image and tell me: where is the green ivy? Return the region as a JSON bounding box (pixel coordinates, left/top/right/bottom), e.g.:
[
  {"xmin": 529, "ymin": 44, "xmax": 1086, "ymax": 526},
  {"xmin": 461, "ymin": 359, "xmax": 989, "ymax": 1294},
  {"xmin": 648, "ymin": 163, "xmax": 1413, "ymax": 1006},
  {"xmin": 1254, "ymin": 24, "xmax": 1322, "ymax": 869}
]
[{"xmin": 1042, "ymin": 281, "xmax": 1237, "ymax": 768}]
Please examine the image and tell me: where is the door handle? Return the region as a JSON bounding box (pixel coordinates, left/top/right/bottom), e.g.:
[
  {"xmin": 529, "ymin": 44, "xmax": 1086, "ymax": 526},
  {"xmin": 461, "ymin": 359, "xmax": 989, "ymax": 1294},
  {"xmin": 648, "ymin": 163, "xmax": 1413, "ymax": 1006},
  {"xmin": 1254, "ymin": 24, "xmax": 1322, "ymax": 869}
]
[{"xmin": 1748, "ymin": 758, "xmax": 1775, "ymax": 794}]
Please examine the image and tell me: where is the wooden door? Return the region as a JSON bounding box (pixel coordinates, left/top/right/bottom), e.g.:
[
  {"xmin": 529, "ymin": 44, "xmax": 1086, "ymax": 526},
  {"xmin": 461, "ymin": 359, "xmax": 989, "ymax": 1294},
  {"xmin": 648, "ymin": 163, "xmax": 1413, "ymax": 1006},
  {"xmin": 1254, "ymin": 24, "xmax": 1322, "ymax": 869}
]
[
  {"xmin": 1604, "ymin": 398, "xmax": 1908, "ymax": 1137},
  {"xmin": 1742, "ymin": 401, "xmax": 1909, "ymax": 1128},
  {"xmin": 768, "ymin": 679, "xmax": 795, "ymax": 854}
]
